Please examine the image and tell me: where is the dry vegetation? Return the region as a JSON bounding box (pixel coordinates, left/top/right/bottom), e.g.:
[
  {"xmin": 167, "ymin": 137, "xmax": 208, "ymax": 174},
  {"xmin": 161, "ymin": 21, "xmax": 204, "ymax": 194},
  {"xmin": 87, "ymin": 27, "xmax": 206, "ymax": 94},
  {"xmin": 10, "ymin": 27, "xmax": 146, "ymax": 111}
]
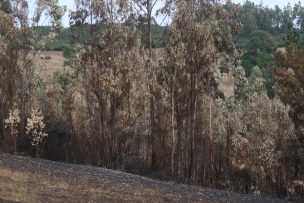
[
  {"xmin": 35, "ymin": 51, "xmax": 65, "ymax": 81},
  {"xmin": 38, "ymin": 51, "xmax": 64, "ymax": 67},
  {"xmin": 0, "ymin": 0, "xmax": 304, "ymax": 202},
  {"xmin": 36, "ymin": 49, "xmax": 236, "ymax": 97}
]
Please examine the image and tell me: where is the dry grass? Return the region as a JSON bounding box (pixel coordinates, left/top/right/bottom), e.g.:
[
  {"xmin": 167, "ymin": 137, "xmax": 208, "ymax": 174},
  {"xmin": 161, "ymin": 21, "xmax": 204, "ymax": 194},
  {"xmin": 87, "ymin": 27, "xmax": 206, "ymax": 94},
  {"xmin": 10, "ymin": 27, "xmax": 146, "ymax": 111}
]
[
  {"xmin": 277, "ymin": 47, "xmax": 286, "ymax": 53},
  {"xmin": 35, "ymin": 51, "xmax": 65, "ymax": 82},
  {"xmin": 35, "ymin": 49, "xmax": 164, "ymax": 82},
  {"xmin": 219, "ymin": 73, "xmax": 235, "ymax": 98}
]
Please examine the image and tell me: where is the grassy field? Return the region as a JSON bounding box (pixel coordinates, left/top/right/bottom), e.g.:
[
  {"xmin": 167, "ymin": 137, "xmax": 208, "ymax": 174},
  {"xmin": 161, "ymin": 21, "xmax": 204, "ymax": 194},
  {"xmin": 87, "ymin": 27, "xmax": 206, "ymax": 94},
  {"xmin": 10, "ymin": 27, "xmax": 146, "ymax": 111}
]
[{"xmin": 35, "ymin": 51, "xmax": 65, "ymax": 82}]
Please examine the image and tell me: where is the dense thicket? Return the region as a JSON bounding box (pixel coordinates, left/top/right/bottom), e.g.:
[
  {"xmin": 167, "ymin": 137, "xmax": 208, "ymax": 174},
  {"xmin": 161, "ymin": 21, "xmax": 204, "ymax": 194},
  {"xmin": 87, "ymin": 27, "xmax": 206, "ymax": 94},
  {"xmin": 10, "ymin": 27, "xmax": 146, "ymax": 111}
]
[{"xmin": 0, "ymin": 0, "xmax": 303, "ymax": 201}]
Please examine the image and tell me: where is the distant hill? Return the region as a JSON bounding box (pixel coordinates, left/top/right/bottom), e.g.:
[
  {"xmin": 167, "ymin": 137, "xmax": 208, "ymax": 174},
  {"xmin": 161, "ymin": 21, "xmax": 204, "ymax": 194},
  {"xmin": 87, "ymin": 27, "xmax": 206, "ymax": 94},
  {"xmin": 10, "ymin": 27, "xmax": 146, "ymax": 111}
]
[
  {"xmin": 35, "ymin": 25, "xmax": 296, "ymax": 54},
  {"xmin": 35, "ymin": 25, "xmax": 166, "ymax": 51}
]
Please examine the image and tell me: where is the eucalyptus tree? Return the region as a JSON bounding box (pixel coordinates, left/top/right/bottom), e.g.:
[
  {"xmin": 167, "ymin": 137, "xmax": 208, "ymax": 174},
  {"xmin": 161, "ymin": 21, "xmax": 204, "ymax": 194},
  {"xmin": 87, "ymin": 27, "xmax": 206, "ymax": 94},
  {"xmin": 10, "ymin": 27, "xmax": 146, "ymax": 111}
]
[
  {"xmin": 213, "ymin": 68, "xmax": 295, "ymax": 193},
  {"xmin": 0, "ymin": 0, "xmax": 35, "ymax": 151},
  {"xmin": 164, "ymin": 0, "xmax": 242, "ymax": 184},
  {"xmin": 69, "ymin": 0, "xmax": 148, "ymax": 167},
  {"xmin": 131, "ymin": 0, "xmax": 157, "ymax": 163},
  {"xmin": 0, "ymin": 0, "xmax": 64, "ymax": 153},
  {"xmin": 272, "ymin": 29, "xmax": 304, "ymax": 181}
]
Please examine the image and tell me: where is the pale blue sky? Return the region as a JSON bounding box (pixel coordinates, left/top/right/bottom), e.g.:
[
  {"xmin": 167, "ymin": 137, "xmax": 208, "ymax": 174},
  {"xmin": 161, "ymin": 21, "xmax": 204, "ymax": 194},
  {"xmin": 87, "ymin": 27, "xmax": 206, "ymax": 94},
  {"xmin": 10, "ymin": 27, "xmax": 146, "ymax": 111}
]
[
  {"xmin": 233, "ymin": 0, "xmax": 301, "ymax": 8},
  {"xmin": 29, "ymin": 0, "xmax": 302, "ymax": 27}
]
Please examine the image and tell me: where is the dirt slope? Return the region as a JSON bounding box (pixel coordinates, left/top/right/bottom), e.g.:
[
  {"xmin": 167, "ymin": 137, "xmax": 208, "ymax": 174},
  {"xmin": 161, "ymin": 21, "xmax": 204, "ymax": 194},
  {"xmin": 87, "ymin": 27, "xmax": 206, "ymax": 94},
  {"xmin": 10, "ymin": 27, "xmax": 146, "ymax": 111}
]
[{"xmin": 0, "ymin": 153, "xmax": 289, "ymax": 203}]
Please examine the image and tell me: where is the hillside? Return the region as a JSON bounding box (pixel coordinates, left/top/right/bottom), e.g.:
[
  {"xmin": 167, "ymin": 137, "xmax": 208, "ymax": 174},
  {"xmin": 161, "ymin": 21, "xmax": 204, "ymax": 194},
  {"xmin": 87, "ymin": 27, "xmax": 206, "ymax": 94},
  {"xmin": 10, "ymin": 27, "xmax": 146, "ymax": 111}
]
[
  {"xmin": 35, "ymin": 25, "xmax": 166, "ymax": 51},
  {"xmin": 35, "ymin": 51, "xmax": 65, "ymax": 81},
  {"xmin": 0, "ymin": 153, "xmax": 290, "ymax": 203},
  {"xmin": 36, "ymin": 25, "xmax": 293, "ymax": 52}
]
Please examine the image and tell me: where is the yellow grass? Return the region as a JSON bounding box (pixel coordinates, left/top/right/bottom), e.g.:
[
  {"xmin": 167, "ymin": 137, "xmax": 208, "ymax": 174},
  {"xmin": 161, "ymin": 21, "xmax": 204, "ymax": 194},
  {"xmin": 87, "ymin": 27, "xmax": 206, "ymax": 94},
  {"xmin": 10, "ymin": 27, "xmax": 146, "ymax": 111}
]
[
  {"xmin": 219, "ymin": 73, "xmax": 235, "ymax": 98},
  {"xmin": 35, "ymin": 51, "xmax": 65, "ymax": 82},
  {"xmin": 277, "ymin": 47, "xmax": 286, "ymax": 53}
]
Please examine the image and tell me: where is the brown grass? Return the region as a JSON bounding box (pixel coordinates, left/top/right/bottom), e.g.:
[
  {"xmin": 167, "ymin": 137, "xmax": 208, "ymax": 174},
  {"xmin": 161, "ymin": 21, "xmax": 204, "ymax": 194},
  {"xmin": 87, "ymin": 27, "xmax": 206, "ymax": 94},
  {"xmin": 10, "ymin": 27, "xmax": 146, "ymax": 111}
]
[
  {"xmin": 35, "ymin": 51, "xmax": 65, "ymax": 82},
  {"xmin": 219, "ymin": 73, "xmax": 235, "ymax": 98}
]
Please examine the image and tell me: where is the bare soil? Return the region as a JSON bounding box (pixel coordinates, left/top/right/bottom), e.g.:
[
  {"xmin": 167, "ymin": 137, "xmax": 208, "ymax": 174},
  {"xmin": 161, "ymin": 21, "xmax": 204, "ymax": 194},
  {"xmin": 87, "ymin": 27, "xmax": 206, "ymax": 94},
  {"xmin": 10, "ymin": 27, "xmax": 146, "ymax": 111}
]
[{"xmin": 0, "ymin": 153, "xmax": 290, "ymax": 203}]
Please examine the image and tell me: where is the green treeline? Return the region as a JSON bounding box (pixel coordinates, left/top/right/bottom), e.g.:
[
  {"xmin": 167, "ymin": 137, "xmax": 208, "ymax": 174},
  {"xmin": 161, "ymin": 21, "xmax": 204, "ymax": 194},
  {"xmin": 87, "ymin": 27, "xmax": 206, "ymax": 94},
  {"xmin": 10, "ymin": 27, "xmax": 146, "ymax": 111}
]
[{"xmin": 35, "ymin": 24, "xmax": 166, "ymax": 51}]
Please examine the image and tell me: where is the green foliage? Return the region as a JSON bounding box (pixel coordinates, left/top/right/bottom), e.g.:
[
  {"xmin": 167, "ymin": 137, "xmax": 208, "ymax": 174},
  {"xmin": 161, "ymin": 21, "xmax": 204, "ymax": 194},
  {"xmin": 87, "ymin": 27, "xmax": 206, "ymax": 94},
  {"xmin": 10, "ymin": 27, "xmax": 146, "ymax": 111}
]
[
  {"xmin": 238, "ymin": 1, "xmax": 257, "ymax": 34},
  {"xmin": 235, "ymin": 33, "xmax": 285, "ymax": 50},
  {"xmin": 53, "ymin": 71, "xmax": 70, "ymax": 90},
  {"xmin": 241, "ymin": 30, "xmax": 275, "ymax": 97},
  {"xmin": 35, "ymin": 24, "xmax": 166, "ymax": 51},
  {"xmin": 35, "ymin": 26, "xmax": 72, "ymax": 51},
  {"xmin": 256, "ymin": 6, "xmax": 273, "ymax": 33},
  {"xmin": 285, "ymin": 23, "xmax": 304, "ymax": 49},
  {"xmin": 273, "ymin": 33, "xmax": 286, "ymax": 47},
  {"xmin": 235, "ymin": 1, "xmax": 304, "ymax": 98},
  {"xmin": 34, "ymin": 75, "xmax": 47, "ymax": 102},
  {"xmin": 150, "ymin": 24, "xmax": 166, "ymax": 47},
  {"xmin": 247, "ymin": 30, "xmax": 275, "ymax": 53},
  {"xmin": 136, "ymin": 23, "xmax": 166, "ymax": 48},
  {"xmin": 238, "ymin": 1, "xmax": 304, "ymax": 35},
  {"xmin": 241, "ymin": 30, "xmax": 275, "ymax": 74},
  {"xmin": 35, "ymin": 1, "xmax": 304, "ymax": 51},
  {"xmin": 298, "ymin": 6, "xmax": 304, "ymax": 32}
]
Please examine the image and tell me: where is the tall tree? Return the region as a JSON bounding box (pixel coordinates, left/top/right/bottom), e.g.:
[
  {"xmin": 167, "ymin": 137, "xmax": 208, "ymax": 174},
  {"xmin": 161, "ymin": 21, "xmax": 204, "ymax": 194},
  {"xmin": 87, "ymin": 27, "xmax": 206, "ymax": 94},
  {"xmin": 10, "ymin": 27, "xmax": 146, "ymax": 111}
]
[
  {"xmin": 294, "ymin": 2, "xmax": 304, "ymax": 32},
  {"xmin": 0, "ymin": 0, "xmax": 64, "ymax": 153},
  {"xmin": 129, "ymin": 0, "xmax": 169, "ymax": 171},
  {"xmin": 256, "ymin": 5, "xmax": 274, "ymax": 33},
  {"xmin": 272, "ymin": 26, "xmax": 304, "ymax": 180},
  {"xmin": 165, "ymin": 0, "xmax": 241, "ymax": 183},
  {"xmin": 238, "ymin": 0, "xmax": 257, "ymax": 34},
  {"xmin": 0, "ymin": 0, "xmax": 35, "ymax": 152},
  {"xmin": 68, "ymin": 0, "xmax": 149, "ymax": 167},
  {"xmin": 273, "ymin": 5, "xmax": 282, "ymax": 32},
  {"xmin": 281, "ymin": 3, "xmax": 293, "ymax": 32}
]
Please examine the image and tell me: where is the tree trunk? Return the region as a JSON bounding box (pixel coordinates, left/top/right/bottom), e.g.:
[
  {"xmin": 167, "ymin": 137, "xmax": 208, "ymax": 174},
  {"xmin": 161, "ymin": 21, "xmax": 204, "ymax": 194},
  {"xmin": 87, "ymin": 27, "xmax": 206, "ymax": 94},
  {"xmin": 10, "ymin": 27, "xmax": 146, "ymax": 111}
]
[{"xmin": 171, "ymin": 66, "xmax": 177, "ymax": 176}]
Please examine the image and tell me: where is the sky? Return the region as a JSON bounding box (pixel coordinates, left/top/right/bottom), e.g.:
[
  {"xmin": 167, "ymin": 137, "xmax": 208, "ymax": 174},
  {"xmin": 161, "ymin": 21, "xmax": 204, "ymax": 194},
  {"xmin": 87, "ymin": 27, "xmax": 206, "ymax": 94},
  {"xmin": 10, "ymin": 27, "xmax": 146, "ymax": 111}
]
[
  {"xmin": 233, "ymin": 0, "xmax": 301, "ymax": 8},
  {"xmin": 28, "ymin": 0, "xmax": 302, "ymax": 27}
]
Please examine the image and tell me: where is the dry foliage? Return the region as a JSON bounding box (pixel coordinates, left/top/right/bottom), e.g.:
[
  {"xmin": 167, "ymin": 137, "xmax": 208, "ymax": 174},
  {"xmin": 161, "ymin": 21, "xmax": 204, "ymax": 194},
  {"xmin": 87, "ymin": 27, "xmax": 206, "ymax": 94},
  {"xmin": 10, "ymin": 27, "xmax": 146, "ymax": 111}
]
[{"xmin": 0, "ymin": 0, "xmax": 303, "ymax": 200}]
